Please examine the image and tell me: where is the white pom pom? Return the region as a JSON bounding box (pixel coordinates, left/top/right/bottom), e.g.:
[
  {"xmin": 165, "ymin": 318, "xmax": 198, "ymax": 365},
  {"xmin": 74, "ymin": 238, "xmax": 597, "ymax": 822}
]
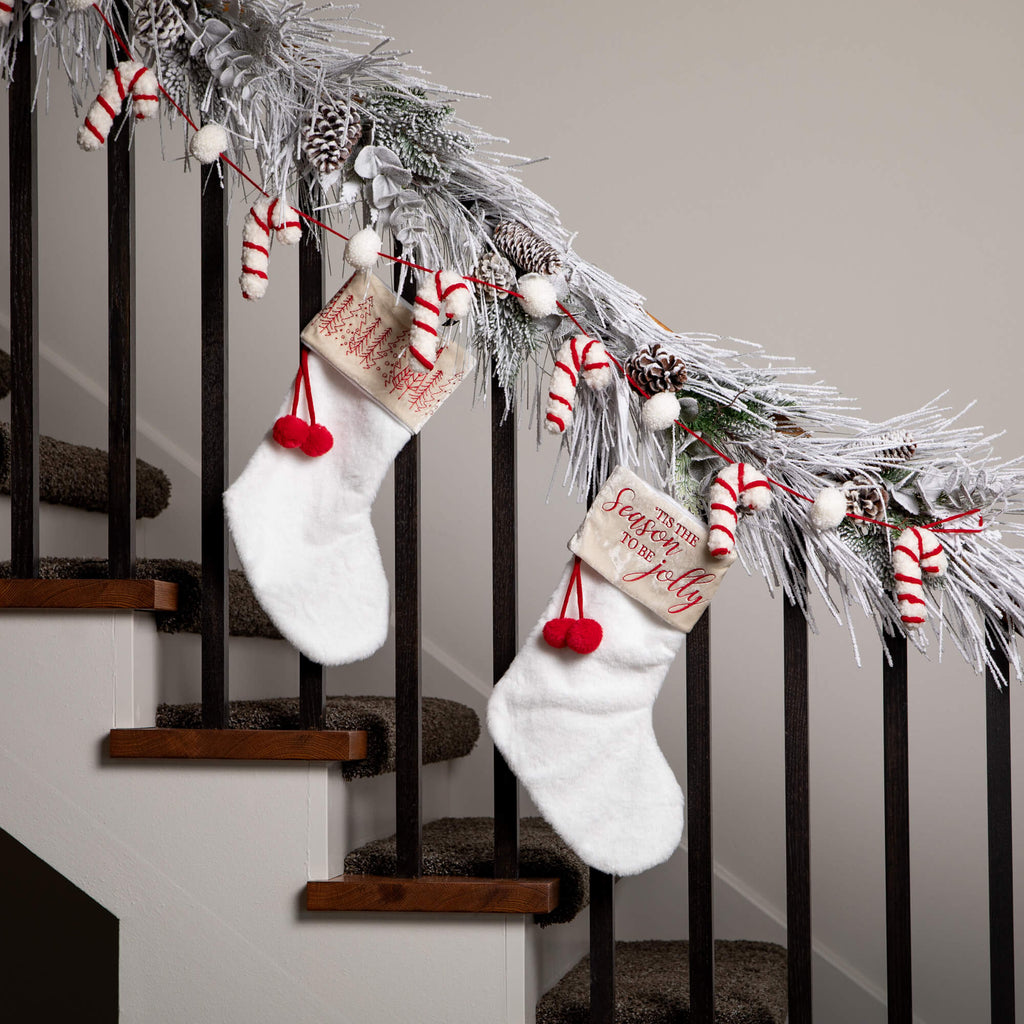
[
  {"xmin": 66, "ymin": 0, "xmax": 97, "ymax": 11},
  {"xmin": 810, "ymin": 486, "xmax": 848, "ymax": 531},
  {"xmin": 189, "ymin": 123, "xmax": 229, "ymax": 164},
  {"xmin": 345, "ymin": 227, "xmax": 382, "ymax": 271},
  {"xmin": 641, "ymin": 391, "xmax": 681, "ymax": 431},
  {"xmin": 516, "ymin": 273, "xmax": 558, "ymax": 318}
]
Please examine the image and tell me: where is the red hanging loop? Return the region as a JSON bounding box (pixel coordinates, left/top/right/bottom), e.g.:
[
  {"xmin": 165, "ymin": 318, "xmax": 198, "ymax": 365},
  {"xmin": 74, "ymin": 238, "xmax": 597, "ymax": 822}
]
[
  {"xmin": 272, "ymin": 349, "xmax": 334, "ymax": 456},
  {"xmin": 543, "ymin": 557, "xmax": 603, "ymax": 654}
]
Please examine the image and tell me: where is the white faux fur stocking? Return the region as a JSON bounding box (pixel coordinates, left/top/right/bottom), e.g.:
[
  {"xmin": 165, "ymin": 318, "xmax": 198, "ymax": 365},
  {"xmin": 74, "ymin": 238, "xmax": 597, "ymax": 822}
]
[
  {"xmin": 225, "ymin": 350, "xmax": 410, "ymax": 665},
  {"xmin": 488, "ymin": 559, "xmax": 685, "ymax": 876}
]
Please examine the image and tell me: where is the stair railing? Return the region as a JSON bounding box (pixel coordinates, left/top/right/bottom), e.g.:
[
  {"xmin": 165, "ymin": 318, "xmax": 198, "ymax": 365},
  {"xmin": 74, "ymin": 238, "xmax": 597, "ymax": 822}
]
[{"xmin": 3, "ymin": 16, "xmax": 1017, "ymax": 1021}]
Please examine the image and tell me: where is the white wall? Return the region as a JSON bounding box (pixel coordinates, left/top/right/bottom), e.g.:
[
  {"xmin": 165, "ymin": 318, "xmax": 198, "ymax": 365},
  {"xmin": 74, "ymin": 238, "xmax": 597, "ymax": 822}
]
[{"xmin": 2, "ymin": 1, "xmax": 1023, "ymax": 1020}]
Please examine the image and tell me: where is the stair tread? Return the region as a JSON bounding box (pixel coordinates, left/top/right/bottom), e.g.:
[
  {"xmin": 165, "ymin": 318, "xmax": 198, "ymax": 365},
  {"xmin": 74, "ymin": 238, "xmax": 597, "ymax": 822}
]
[
  {"xmin": 0, "ymin": 557, "xmax": 280, "ymax": 639},
  {"xmin": 0, "ymin": 423, "xmax": 171, "ymax": 518},
  {"xmin": 156, "ymin": 695, "xmax": 479, "ymax": 778},
  {"xmin": 536, "ymin": 939, "xmax": 788, "ymax": 1024},
  {"xmin": 307, "ymin": 873, "xmax": 559, "ymax": 914},
  {"xmin": 343, "ymin": 816, "xmax": 588, "ymax": 926},
  {"xmin": 0, "ymin": 577, "xmax": 177, "ymax": 610},
  {"xmin": 109, "ymin": 727, "xmax": 367, "ymax": 761}
]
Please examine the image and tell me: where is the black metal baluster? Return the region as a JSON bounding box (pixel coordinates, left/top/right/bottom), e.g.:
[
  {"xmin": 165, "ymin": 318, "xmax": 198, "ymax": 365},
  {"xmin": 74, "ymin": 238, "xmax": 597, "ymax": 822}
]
[
  {"xmin": 394, "ymin": 257, "xmax": 421, "ymax": 877},
  {"xmin": 107, "ymin": 4, "xmax": 136, "ymax": 579},
  {"xmin": 395, "ymin": 433, "xmax": 421, "ymax": 875},
  {"xmin": 199, "ymin": 165, "xmax": 229, "ymax": 729},
  {"xmin": 883, "ymin": 631, "xmax": 912, "ymax": 1023},
  {"xmin": 582, "ymin": 473, "xmax": 614, "ymax": 1024},
  {"xmin": 985, "ymin": 616, "xmax": 1014, "ymax": 1024},
  {"xmin": 298, "ymin": 193, "xmax": 325, "ymax": 730},
  {"xmin": 784, "ymin": 569, "xmax": 812, "ymax": 1023},
  {"xmin": 491, "ymin": 381, "xmax": 519, "ymax": 877},
  {"xmin": 687, "ymin": 608, "xmax": 714, "ymax": 1022},
  {"xmin": 9, "ymin": 20, "xmax": 39, "ymax": 579},
  {"xmin": 589, "ymin": 868, "xmax": 615, "ymax": 1024}
]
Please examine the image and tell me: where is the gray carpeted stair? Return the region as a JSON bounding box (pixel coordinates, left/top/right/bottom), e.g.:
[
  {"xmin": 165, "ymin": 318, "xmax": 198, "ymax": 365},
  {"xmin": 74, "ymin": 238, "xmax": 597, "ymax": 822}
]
[
  {"xmin": 0, "ymin": 557, "xmax": 280, "ymax": 638},
  {"xmin": 344, "ymin": 816, "xmax": 589, "ymax": 926},
  {"xmin": 536, "ymin": 940, "xmax": 788, "ymax": 1024},
  {"xmin": 0, "ymin": 423, "xmax": 171, "ymax": 518},
  {"xmin": 0, "ymin": 351, "xmax": 10, "ymax": 400},
  {"xmin": 157, "ymin": 695, "xmax": 480, "ymax": 780}
]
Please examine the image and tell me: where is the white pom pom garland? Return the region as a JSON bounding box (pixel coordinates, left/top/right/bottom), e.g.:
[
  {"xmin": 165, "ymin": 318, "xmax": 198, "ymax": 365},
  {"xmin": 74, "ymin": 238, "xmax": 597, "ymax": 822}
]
[
  {"xmin": 810, "ymin": 486, "xmax": 848, "ymax": 531},
  {"xmin": 406, "ymin": 270, "xmax": 471, "ymax": 373},
  {"xmin": 707, "ymin": 463, "xmax": 772, "ymax": 558},
  {"xmin": 892, "ymin": 526, "xmax": 947, "ymax": 628},
  {"xmin": 239, "ymin": 198, "xmax": 302, "ymax": 301},
  {"xmin": 544, "ymin": 336, "xmax": 613, "ymax": 434},
  {"xmin": 640, "ymin": 390, "xmax": 681, "ymax": 432},
  {"xmin": 516, "ymin": 273, "xmax": 558, "ymax": 318},
  {"xmin": 76, "ymin": 62, "xmax": 159, "ymax": 152},
  {"xmin": 188, "ymin": 123, "xmax": 229, "ymax": 164},
  {"xmin": 344, "ymin": 227, "xmax": 383, "ymax": 271}
]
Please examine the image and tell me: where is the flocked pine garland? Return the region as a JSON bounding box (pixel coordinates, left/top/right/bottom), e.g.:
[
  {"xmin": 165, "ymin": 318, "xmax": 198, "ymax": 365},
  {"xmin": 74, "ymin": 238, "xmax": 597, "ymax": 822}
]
[{"xmin": 4, "ymin": 0, "xmax": 1024, "ymax": 681}]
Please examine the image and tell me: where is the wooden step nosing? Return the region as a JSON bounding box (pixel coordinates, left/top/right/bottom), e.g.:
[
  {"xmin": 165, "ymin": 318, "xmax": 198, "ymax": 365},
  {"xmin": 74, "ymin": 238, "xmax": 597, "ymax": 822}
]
[
  {"xmin": 306, "ymin": 874, "xmax": 560, "ymax": 914},
  {"xmin": 108, "ymin": 727, "xmax": 368, "ymax": 761},
  {"xmin": 0, "ymin": 578, "xmax": 178, "ymax": 611}
]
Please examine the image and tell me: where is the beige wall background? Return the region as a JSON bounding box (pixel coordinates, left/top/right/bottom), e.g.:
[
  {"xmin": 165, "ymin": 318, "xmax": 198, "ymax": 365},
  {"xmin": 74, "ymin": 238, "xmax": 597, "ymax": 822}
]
[{"xmin": 2, "ymin": 1, "xmax": 1023, "ymax": 1020}]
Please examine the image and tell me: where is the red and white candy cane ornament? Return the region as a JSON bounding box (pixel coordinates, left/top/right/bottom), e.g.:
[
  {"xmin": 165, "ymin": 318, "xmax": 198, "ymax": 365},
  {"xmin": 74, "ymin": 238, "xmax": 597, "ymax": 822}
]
[
  {"xmin": 892, "ymin": 526, "xmax": 947, "ymax": 628},
  {"xmin": 239, "ymin": 197, "xmax": 302, "ymax": 301},
  {"xmin": 542, "ymin": 556, "xmax": 603, "ymax": 654},
  {"xmin": 707, "ymin": 462, "xmax": 773, "ymax": 558},
  {"xmin": 0, "ymin": 2, "xmax": 14, "ymax": 28},
  {"xmin": 544, "ymin": 336, "xmax": 614, "ymax": 434},
  {"xmin": 76, "ymin": 61, "xmax": 160, "ymax": 152},
  {"xmin": 406, "ymin": 271, "xmax": 471, "ymax": 373}
]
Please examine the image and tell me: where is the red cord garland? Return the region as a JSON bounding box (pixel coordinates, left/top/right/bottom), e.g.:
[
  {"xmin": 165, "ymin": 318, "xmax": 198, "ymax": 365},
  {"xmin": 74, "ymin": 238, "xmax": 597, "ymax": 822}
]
[{"xmin": 91, "ymin": 3, "xmax": 984, "ymax": 538}]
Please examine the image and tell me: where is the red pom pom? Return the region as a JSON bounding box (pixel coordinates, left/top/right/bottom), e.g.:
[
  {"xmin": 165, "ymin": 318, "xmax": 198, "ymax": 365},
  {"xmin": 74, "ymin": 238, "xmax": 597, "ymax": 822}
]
[
  {"xmin": 543, "ymin": 617, "xmax": 573, "ymax": 649},
  {"xmin": 301, "ymin": 423, "xmax": 334, "ymax": 457},
  {"xmin": 567, "ymin": 618, "xmax": 602, "ymax": 654},
  {"xmin": 273, "ymin": 414, "xmax": 309, "ymax": 449}
]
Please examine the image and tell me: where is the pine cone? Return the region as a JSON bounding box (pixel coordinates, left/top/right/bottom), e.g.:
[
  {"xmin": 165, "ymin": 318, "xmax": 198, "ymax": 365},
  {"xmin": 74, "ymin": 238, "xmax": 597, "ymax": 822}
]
[
  {"xmin": 154, "ymin": 42, "xmax": 192, "ymax": 109},
  {"xmin": 843, "ymin": 474, "xmax": 889, "ymax": 523},
  {"xmin": 473, "ymin": 251, "xmax": 517, "ymax": 301},
  {"xmin": 624, "ymin": 343, "xmax": 688, "ymax": 395},
  {"xmin": 302, "ymin": 101, "xmax": 364, "ymax": 176},
  {"xmin": 874, "ymin": 430, "xmax": 917, "ymax": 465},
  {"xmin": 134, "ymin": 0, "xmax": 189, "ymax": 47},
  {"xmin": 492, "ymin": 221, "xmax": 563, "ymax": 276}
]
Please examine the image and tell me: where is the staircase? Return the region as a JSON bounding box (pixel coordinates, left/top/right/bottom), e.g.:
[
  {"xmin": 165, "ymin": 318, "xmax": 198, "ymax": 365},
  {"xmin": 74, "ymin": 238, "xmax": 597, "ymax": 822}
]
[
  {"xmin": 2, "ymin": 14, "xmax": 1018, "ymax": 1016},
  {"xmin": 0, "ymin": 326, "xmax": 796, "ymax": 1021}
]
